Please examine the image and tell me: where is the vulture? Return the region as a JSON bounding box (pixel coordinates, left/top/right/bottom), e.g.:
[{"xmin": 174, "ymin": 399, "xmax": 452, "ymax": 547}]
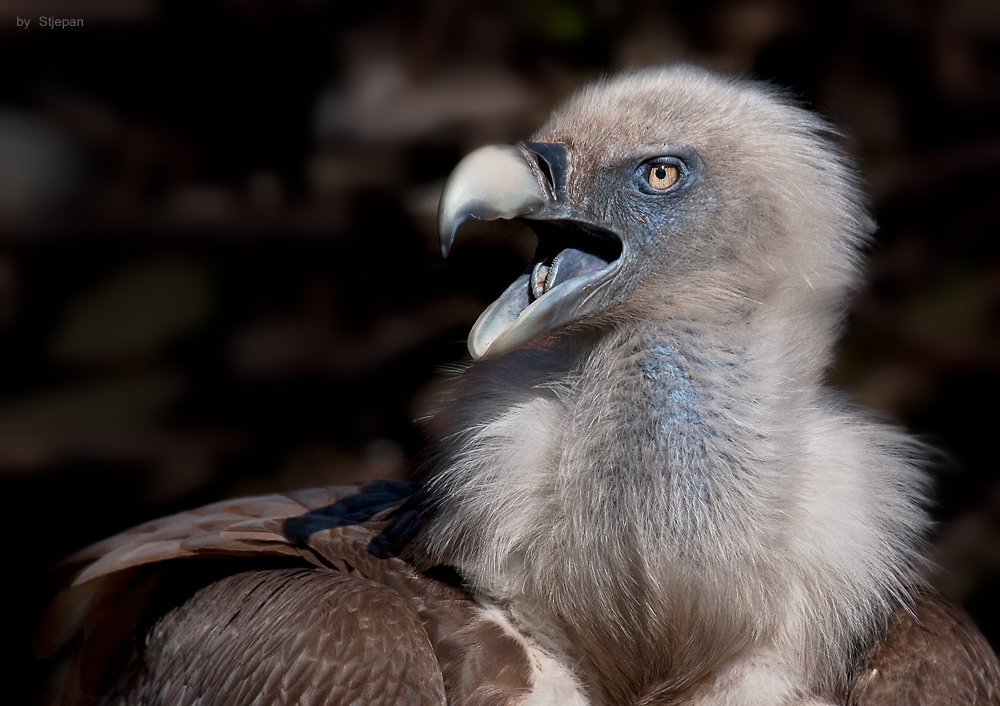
[{"xmin": 36, "ymin": 66, "xmax": 1000, "ymax": 706}]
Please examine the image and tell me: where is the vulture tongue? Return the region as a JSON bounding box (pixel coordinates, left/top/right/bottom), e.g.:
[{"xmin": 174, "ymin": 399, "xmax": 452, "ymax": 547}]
[{"xmin": 531, "ymin": 248, "xmax": 612, "ymax": 300}]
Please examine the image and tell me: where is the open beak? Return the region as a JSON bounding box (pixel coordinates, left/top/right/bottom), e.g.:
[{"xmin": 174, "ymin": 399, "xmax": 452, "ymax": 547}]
[{"xmin": 439, "ymin": 143, "xmax": 623, "ymax": 359}]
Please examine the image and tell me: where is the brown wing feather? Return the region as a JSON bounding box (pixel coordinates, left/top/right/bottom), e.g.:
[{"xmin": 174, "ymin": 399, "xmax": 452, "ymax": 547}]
[
  {"xmin": 435, "ymin": 618, "xmax": 537, "ymax": 706},
  {"xmin": 36, "ymin": 484, "xmax": 375, "ymax": 662},
  {"xmin": 65, "ymin": 486, "xmax": 358, "ymax": 586},
  {"xmin": 36, "ymin": 483, "xmax": 533, "ymax": 706},
  {"xmin": 848, "ymin": 590, "xmax": 1000, "ymax": 706},
  {"xmin": 106, "ymin": 569, "xmax": 447, "ymax": 706}
]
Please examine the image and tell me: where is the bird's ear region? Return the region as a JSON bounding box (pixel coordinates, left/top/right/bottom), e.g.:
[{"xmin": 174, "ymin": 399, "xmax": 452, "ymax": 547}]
[{"xmin": 439, "ymin": 142, "xmax": 625, "ymax": 360}]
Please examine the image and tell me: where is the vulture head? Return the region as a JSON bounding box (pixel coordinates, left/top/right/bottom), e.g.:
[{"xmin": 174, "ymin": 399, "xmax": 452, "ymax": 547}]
[{"xmin": 440, "ymin": 66, "xmax": 863, "ymax": 364}]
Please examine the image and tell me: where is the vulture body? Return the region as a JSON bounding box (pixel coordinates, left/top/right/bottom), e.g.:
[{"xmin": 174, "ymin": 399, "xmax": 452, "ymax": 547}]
[{"xmin": 37, "ymin": 66, "xmax": 1000, "ymax": 706}]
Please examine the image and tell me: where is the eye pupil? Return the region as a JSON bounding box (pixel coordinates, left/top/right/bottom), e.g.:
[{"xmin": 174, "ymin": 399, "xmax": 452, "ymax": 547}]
[{"xmin": 655, "ymin": 166, "xmax": 666, "ymax": 179}]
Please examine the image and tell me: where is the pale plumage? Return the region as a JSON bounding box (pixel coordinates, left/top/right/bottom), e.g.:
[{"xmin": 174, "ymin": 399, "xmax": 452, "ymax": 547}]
[{"xmin": 36, "ymin": 66, "xmax": 1000, "ymax": 706}]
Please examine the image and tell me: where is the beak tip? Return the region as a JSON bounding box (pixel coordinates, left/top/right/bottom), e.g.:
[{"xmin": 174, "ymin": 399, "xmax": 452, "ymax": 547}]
[
  {"xmin": 439, "ymin": 220, "xmax": 455, "ymax": 258},
  {"xmin": 466, "ymin": 339, "xmax": 488, "ymax": 360}
]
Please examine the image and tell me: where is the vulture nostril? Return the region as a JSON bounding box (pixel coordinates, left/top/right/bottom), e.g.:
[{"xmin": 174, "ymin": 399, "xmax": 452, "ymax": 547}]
[
  {"xmin": 522, "ymin": 141, "xmax": 569, "ymax": 200},
  {"xmin": 534, "ymin": 154, "xmax": 555, "ymax": 191}
]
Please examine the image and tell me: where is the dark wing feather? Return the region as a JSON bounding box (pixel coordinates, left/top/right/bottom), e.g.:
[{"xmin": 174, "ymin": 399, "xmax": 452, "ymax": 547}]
[
  {"xmin": 848, "ymin": 590, "xmax": 1000, "ymax": 706},
  {"xmin": 36, "ymin": 482, "xmax": 533, "ymax": 706}
]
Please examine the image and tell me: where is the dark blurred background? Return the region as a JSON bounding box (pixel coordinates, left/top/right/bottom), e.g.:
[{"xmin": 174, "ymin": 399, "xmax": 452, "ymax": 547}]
[{"xmin": 4, "ymin": 0, "xmax": 999, "ymax": 701}]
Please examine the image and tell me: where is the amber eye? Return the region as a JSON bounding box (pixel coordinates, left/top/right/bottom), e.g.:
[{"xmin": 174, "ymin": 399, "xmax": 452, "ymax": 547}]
[{"xmin": 646, "ymin": 163, "xmax": 679, "ymax": 191}]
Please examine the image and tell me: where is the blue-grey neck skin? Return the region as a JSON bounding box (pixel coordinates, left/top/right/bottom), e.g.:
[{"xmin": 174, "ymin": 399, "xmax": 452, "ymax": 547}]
[{"xmin": 640, "ymin": 329, "xmax": 731, "ymax": 510}]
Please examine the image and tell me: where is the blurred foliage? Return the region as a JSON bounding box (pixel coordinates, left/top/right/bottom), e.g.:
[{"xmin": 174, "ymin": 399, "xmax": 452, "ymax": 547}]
[{"xmin": 51, "ymin": 258, "xmax": 213, "ymax": 363}]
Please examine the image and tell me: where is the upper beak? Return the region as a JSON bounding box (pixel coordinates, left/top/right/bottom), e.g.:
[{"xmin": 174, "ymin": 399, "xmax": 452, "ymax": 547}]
[
  {"xmin": 438, "ymin": 142, "xmax": 622, "ymax": 359},
  {"xmin": 438, "ymin": 143, "xmax": 569, "ymax": 258}
]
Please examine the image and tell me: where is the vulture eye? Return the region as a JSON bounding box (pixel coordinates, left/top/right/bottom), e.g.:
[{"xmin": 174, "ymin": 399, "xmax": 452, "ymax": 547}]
[{"xmin": 645, "ymin": 162, "xmax": 679, "ymax": 191}]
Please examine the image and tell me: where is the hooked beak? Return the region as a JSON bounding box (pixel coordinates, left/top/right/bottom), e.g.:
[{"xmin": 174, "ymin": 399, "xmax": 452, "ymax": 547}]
[{"xmin": 439, "ymin": 142, "xmax": 623, "ymax": 360}]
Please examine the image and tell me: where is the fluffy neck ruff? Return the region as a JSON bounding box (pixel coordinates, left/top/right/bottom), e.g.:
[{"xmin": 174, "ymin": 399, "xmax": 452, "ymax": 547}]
[{"xmin": 416, "ymin": 296, "xmax": 927, "ymax": 702}]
